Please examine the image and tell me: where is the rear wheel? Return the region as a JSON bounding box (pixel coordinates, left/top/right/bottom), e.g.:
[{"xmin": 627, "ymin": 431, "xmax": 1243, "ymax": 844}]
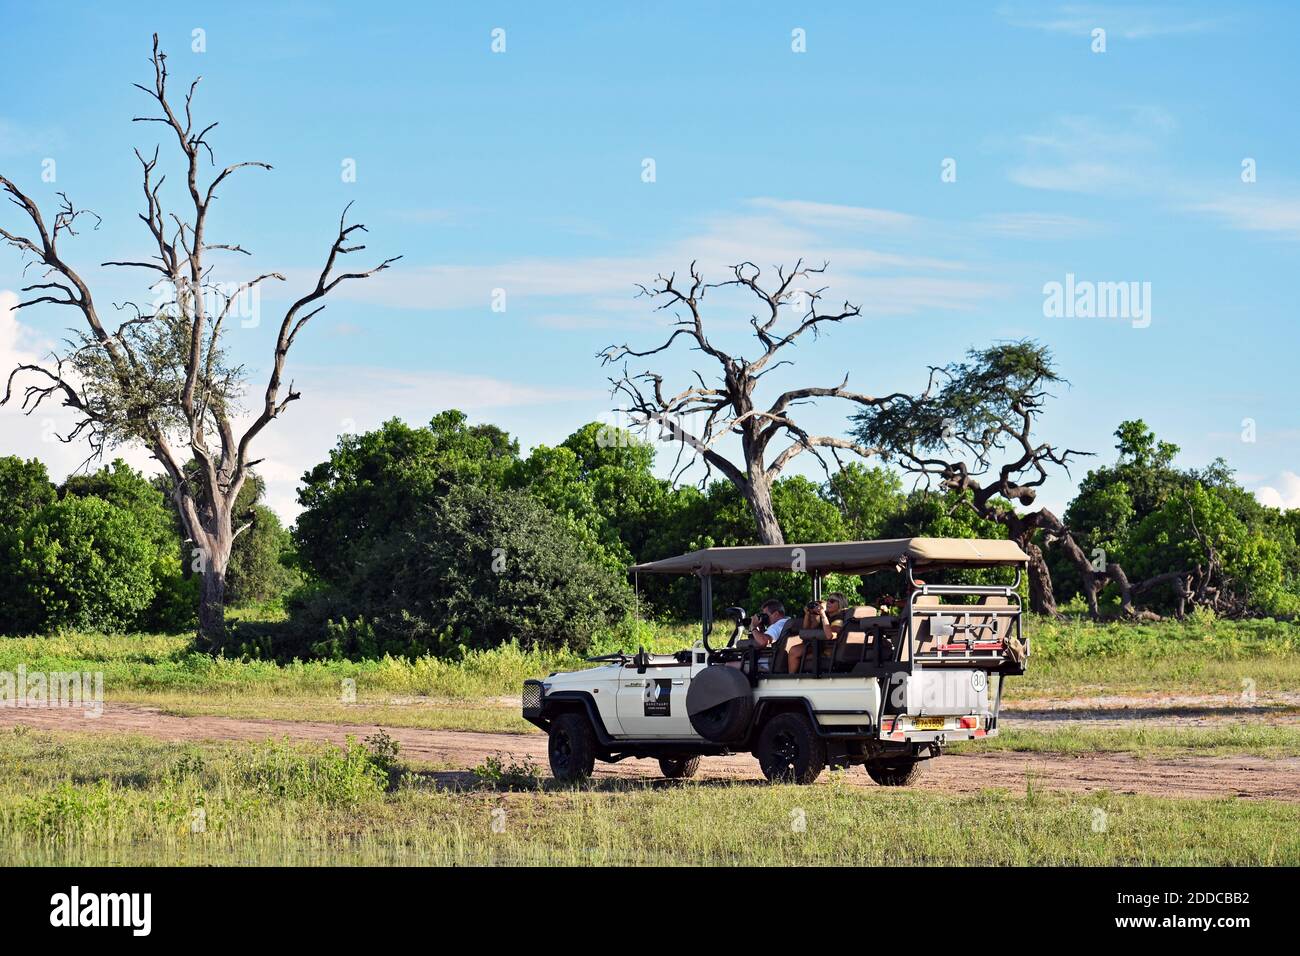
[
  {"xmin": 865, "ymin": 758, "xmax": 922, "ymax": 786},
  {"xmin": 658, "ymin": 756, "xmax": 701, "ymax": 779},
  {"xmin": 548, "ymin": 712, "xmax": 597, "ymax": 783},
  {"xmin": 756, "ymin": 712, "xmax": 826, "ymax": 785}
]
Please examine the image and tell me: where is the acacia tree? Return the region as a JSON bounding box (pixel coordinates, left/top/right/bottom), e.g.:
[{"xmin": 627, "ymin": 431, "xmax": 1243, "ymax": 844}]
[
  {"xmin": 851, "ymin": 341, "xmax": 1213, "ymax": 618},
  {"xmin": 850, "ymin": 341, "xmax": 1099, "ymax": 615},
  {"xmin": 600, "ymin": 261, "xmax": 901, "ymax": 545},
  {"xmin": 0, "ymin": 36, "xmax": 397, "ymax": 643}
]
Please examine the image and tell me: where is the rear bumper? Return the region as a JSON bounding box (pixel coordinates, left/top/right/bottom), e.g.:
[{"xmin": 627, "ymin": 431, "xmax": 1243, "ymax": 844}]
[{"xmin": 878, "ymin": 715, "xmax": 997, "ymax": 744}]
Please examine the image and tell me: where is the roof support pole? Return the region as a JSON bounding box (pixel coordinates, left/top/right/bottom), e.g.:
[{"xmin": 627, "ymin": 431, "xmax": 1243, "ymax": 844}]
[{"xmin": 700, "ymin": 573, "xmax": 713, "ymax": 641}]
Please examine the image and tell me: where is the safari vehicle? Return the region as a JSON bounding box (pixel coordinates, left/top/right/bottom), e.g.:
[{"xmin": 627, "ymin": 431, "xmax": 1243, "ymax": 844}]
[{"xmin": 522, "ymin": 537, "xmax": 1029, "ymax": 785}]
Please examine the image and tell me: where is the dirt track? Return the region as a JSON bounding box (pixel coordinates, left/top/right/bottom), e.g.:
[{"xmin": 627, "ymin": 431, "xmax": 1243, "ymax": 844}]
[{"xmin": 1, "ymin": 702, "xmax": 1296, "ymax": 802}]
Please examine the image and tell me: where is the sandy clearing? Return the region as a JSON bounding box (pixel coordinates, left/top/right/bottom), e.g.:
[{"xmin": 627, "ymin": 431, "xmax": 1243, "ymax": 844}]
[{"xmin": 0, "ymin": 702, "xmax": 1296, "ymax": 802}]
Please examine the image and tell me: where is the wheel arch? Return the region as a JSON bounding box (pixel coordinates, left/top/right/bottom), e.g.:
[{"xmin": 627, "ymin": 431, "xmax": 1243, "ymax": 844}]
[
  {"xmin": 747, "ymin": 696, "xmax": 822, "ymax": 746},
  {"xmin": 539, "ymin": 691, "xmax": 615, "ymax": 746}
]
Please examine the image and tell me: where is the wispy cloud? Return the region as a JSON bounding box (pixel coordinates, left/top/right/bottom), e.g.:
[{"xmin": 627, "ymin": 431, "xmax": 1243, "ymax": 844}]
[
  {"xmin": 1183, "ymin": 193, "xmax": 1300, "ymax": 240},
  {"xmin": 743, "ymin": 198, "xmax": 918, "ymax": 230},
  {"xmin": 975, "ymin": 212, "xmax": 1103, "ymax": 239},
  {"xmin": 1008, "ymin": 111, "xmax": 1175, "ymax": 194},
  {"xmin": 308, "ymin": 198, "xmax": 1001, "ymax": 322},
  {"xmin": 999, "ymin": 3, "xmax": 1225, "ymax": 40},
  {"xmin": 297, "ymin": 196, "xmax": 1003, "ymax": 330}
]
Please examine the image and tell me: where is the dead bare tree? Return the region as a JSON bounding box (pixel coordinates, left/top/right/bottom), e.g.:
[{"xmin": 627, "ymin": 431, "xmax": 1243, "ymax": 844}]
[
  {"xmin": 600, "ymin": 260, "xmax": 901, "ymax": 545},
  {"xmin": 0, "ymin": 35, "xmax": 398, "ymax": 643}
]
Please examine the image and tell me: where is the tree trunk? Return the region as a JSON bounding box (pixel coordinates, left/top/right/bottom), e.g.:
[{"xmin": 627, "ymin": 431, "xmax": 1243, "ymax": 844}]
[
  {"xmin": 1023, "ymin": 541, "xmax": 1058, "ymax": 616},
  {"xmin": 198, "ymin": 559, "xmax": 228, "ymax": 645},
  {"xmin": 191, "ymin": 505, "xmax": 235, "ymax": 647},
  {"xmin": 742, "ymin": 474, "xmax": 785, "ymax": 545}
]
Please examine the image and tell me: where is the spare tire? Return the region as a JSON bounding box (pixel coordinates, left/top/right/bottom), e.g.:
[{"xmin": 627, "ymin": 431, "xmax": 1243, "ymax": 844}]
[{"xmin": 686, "ymin": 666, "xmax": 754, "ymax": 742}]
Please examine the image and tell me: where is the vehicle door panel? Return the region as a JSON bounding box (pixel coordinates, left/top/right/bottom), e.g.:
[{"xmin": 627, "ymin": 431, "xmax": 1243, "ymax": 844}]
[{"xmin": 615, "ymin": 663, "xmax": 696, "ymax": 737}]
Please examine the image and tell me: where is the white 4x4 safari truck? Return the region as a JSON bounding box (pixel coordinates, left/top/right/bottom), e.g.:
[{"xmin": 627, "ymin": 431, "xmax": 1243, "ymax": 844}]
[{"xmin": 523, "ymin": 537, "xmax": 1029, "ymax": 785}]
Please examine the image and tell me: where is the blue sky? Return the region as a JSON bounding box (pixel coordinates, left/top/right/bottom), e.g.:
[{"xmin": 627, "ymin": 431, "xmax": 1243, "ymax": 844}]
[{"xmin": 1, "ymin": 1, "xmax": 1297, "ymax": 520}]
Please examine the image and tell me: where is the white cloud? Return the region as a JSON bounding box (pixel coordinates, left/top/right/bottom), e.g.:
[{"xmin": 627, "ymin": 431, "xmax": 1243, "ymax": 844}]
[
  {"xmin": 1008, "ymin": 112, "xmax": 1174, "ymax": 195},
  {"xmin": 999, "ymin": 4, "xmax": 1224, "ymax": 40},
  {"xmin": 1255, "ymin": 471, "xmax": 1300, "ymax": 510},
  {"xmin": 743, "ymin": 198, "xmax": 918, "ymax": 230},
  {"xmin": 310, "ymin": 199, "xmax": 993, "ymax": 322},
  {"xmin": 976, "ymin": 212, "xmax": 1102, "ymax": 238},
  {"xmin": 1183, "ymin": 194, "xmax": 1300, "ymax": 240}
]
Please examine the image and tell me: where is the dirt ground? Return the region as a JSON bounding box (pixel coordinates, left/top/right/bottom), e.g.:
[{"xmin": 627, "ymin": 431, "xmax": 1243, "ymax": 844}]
[{"xmin": 1, "ymin": 702, "xmax": 1296, "ymax": 802}]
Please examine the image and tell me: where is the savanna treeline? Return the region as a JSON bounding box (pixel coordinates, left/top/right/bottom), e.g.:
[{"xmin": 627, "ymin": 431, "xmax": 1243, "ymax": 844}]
[{"xmin": 1, "ymin": 405, "xmax": 1296, "ymax": 658}]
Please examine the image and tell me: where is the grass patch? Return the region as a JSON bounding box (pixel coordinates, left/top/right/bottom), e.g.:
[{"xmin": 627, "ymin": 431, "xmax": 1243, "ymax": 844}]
[
  {"xmin": 0, "ymin": 730, "xmax": 1295, "ymax": 866},
  {"xmin": 950, "ymin": 724, "xmax": 1300, "ymax": 758}
]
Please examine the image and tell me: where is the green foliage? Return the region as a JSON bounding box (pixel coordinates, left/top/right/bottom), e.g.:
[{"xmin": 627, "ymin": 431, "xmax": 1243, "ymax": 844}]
[
  {"xmin": 288, "ymin": 415, "xmax": 634, "ymax": 659},
  {"xmin": 1057, "ymin": 420, "xmax": 1297, "ymax": 616},
  {"xmin": 295, "ymin": 412, "xmax": 519, "ymax": 586},
  {"xmin": 288, "ymin": 481, "xmax": 631, "ymax": 659},
  {"xmin": 852, "ymin": 340, "xmax": 1060, "ymax": 459},
  {"xmin": 826, "ymin": 464, "xmax": 905, "ymax": 540},
  {"xmin": 0, "ymin": 456, "xmax": 56, "ymax": 528},
  {"xmin": 226, "ymin": 504, "xmax": 301, "ymax": 607},
  {"xmin": 2, "ymin": 496, "xmax": 157, "ymax": 633},
  {"xmin": 62, "ymin": 459, "xmax": 193, "ymax": 631},
  {"xmin": 1127, "ymin": 484, "xmax": 1285, "ymax": 611}
]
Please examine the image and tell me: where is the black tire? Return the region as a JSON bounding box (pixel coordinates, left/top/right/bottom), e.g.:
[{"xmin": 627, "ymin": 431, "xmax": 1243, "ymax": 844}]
[
  {"xmin": 865, "ymin": 758, "xmax": 922, "ymax": 787},
  {"xmin": 658, "ymin": 756, "xmax": 701, "ymax": 779},
  {"xmin": 756, "ymin": 712, "xmax": 826, "ymax": 785},
  {"xmin": 548, "ymin": 712, "xmax": 597, "ymax": 783}
]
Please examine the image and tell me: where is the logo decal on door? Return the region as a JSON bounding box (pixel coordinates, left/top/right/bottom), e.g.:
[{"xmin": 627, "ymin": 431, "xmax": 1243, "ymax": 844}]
[{"xmin": 643, "ymin": 678, "xmax": 672, "ymax": 716}]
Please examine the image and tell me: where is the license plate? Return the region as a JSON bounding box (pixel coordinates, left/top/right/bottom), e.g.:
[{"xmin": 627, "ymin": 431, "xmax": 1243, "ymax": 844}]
[{"xmin": 914, "ymin": 716, "xmax": 947, "ymax": 730}]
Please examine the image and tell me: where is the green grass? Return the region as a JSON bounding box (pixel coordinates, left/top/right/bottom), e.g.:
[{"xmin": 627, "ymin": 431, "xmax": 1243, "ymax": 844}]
[
  {"xmin": 0, "ymin": 729, "xmax": 1294, "ymax": 866},
  {"xmin": 4, "ymin": 616, "xmax": 1298, "ymax": 699},
  {"xmin": 1, "ymin": 617, "xmax": 1297, "ymax": 751},
  {"xmin": 950, "ymin": 724, "xmax": 1300, "ymax": 758}
]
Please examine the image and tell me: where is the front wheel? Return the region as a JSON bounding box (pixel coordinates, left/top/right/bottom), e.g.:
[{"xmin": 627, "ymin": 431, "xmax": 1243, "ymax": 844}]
[
  {"xmin": 658, "ymin": 756, "xmax": 701, "ymax": 779},
  {"xmin": 865, "ymin": 758, "xmax": 922, "ymax": 787},
  {"xmin": 548, "ymin": 712, "xmax": 597, "ymax": 783},
  {"xmin": 756, "ymin": 712, "xmax": 826, "ymax": 784}
]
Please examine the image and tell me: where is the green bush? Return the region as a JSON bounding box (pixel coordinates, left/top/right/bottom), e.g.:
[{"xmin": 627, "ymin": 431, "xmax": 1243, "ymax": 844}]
[{"xmin": 2, "ymin": 496, "xmax": 157, "ymax": 633}]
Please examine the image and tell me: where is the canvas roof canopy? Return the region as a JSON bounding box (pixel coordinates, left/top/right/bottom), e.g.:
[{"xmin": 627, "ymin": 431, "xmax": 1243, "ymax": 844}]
[{"xmin": 629, "ymin": 537, "xmax": 1029, "ymax": 576}]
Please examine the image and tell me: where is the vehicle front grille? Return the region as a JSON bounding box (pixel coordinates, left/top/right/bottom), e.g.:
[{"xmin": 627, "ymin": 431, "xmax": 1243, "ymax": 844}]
[{"xmin": 521, "ymin": 680, "xmax": 543, "ymax": 716}]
